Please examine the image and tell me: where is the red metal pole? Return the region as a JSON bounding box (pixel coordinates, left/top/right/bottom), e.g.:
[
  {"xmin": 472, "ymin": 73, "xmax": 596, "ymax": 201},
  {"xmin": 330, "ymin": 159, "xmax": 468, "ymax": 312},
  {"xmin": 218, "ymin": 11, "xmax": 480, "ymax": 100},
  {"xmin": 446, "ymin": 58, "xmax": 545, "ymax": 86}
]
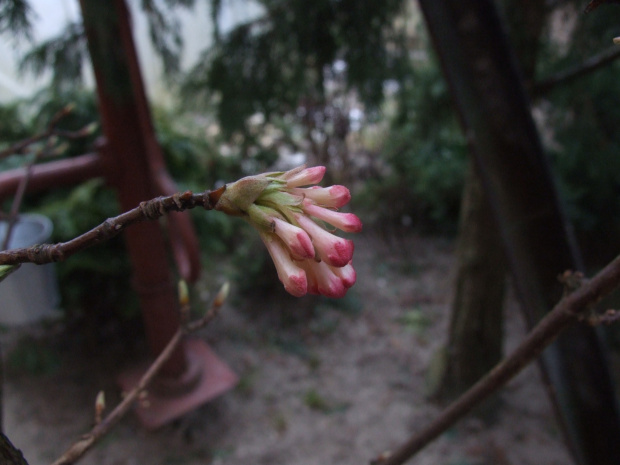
[
  {"xmin": 0, "ymin": 0, "xmax": 236, "ymax": 428},
  {"xmin": 78, "ymin": 0, "xmax": 186, "ymax": 377},
  {"xmin": 66, "ymin": 0, "xmax": 237, "ymax": 429}
]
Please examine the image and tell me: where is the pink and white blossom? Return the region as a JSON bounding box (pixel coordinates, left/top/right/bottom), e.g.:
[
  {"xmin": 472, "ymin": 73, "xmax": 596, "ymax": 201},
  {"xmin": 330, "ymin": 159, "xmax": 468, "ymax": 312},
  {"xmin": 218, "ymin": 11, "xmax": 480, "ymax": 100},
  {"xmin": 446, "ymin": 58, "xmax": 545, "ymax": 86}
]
[
  {"xmin": 212, "ymin": 164, "xmax": 362, "ymax": 298},
  {"xmin": 302, "ymin": 200, "xmax": 363, "ymax": 233},
  {"xmin": 260, "ymin": 233, "xmax": 307, "ymax": 297},
  {"xmin": 272, "ymin": 217, "xmax": 314, "ymax": 259},
  {"xmin": 332, "ymin": 262, "xmax": 356, "ymax": 289},
  {"xmin": 283, "ymin": 166, "xmax": 326, "ymax": 187},
  {"xmin": 300, "ymin": 260, "xmax": 347, "ymax": 299},
  {"xmin": 291, "ymin": 185, "xmax": 351, "ymax": 208},
  {"xmin": 295, "ymin": 214, "xmax": 354, "ymax": 267}
]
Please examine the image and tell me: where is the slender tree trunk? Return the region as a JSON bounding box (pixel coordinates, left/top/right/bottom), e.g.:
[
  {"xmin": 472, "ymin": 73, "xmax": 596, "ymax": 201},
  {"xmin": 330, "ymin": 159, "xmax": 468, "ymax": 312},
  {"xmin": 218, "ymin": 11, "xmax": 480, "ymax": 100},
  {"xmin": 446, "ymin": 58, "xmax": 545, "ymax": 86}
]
[
  {"xmin": 418, "ymin": 0, "xmax": 620, "ymax": 463},
  {"xmin": 433, "ymin": 160, "xmax": 506, "ymax": 401},
  {"xmin": 434, "ymin": 0, "xmax": 549, "ymax": 404}
]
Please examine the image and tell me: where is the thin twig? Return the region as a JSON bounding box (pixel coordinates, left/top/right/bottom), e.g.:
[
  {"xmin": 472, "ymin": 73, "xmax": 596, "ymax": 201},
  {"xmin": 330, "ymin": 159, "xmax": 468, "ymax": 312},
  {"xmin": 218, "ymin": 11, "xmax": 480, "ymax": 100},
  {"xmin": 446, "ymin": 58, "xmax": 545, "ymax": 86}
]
[
  {"xmin": 0, "ymin": 143, "xmax": 50, "ymax": 250},
  {"xmin": 0, "ymin": 133, "xmax": 53, "ymax": 161},
  {"xmin": 582, "ymin": 308, "xmax": 620, "ymax": 326},
  {"xmin": 585, "ymin": 0, "xmax": 620, "ymax": 13},
  {"xmin": 373, "ymin": 252, "xmax": 620, "ymax": 465},
  {"xmin": 0, "ymin": 105, "xmax": 75, "ymax": 160},
  {"xmin": 0, "ymin": 188, "xmax": 222, "ymax": 267},
  {"xmin": 0, "ymin": 106, "xmax": 95, "ymax": 445},
  {"xmin": 50, "ymin": 283, "xmax": 228, "ymax": 465},
  {"xmin": 531, "ymin": 45, "xmax": 620, "ymax": 98},
  {"xmin": 0, "ymin": 105, "xmax": 95, "ymax": 161},
  {"xmin": 1, "ymin": 104, "xmax": 96, "ymax": 249}
]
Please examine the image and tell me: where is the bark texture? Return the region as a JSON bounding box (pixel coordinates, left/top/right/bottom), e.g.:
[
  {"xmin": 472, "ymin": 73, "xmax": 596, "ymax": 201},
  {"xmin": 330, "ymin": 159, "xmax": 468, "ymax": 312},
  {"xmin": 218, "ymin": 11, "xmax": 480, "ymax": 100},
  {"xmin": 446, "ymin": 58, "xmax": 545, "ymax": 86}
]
[
  {"xmin": 435, "ymin": 161, "xmax": 505, "ymax": 401},
  {"xmin": 0, "ymin": 433, "xmax": 28, "ymax": 465},
  {"xmin": 418, "ymin": 0, "xmax": 620, "ymax": 463}
]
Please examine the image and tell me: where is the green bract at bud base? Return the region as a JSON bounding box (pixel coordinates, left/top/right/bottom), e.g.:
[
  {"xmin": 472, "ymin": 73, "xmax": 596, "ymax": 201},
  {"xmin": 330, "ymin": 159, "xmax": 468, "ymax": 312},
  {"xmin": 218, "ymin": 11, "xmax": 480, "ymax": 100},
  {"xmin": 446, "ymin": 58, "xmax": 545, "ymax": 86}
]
[
  {"xmin": 0, "ymin": 264, "xmax": 20, "ymax": 283},
  {"xmin": 212, "ymin": 176, "xmax": 274, "ymax": 216}
]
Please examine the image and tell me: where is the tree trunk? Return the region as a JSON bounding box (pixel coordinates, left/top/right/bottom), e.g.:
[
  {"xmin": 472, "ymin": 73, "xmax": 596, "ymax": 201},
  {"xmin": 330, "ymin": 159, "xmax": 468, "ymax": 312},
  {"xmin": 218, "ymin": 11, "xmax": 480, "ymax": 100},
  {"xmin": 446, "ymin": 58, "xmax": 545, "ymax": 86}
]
[
  {"xmin": 433, "ymin": 160, "xmax": 506, "ymax": 402},
  {"xmin": 418, "ymin": 0, "xmax": 620, "ymax": 463},
  {"xmin": 433, "ymin": 0, "xmax": 549, "ymax": 404},
  {"xmin": 500, "ymin": 0, "xmax": 548, "ymax": 85},
  {"xmin": 0, "ymin": 433, "xmax": 28, "ymax": 465}
]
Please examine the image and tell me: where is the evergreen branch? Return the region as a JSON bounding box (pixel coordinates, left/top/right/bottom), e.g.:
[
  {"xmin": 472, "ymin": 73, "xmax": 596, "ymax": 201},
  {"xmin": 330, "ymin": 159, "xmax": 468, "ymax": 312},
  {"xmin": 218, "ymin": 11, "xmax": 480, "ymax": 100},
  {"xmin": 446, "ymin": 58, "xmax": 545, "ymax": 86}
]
[
  {"xmin": 18, "ymin": 21, "xmax": 87, "ymax": 90},
  {"xmin": 372, "ymin": 253, "xmax": 620, "ymax": 465},
  {"xmin": 0, "ymin": 189, "xmax": 220, "ymax": 266},
  {"xmin": 0, "ymin": 0, "xmax": 34, "ymax": 41},
  {"xmin": 139, "ymin": 0, "xmax": 196, "ymax": 76}
]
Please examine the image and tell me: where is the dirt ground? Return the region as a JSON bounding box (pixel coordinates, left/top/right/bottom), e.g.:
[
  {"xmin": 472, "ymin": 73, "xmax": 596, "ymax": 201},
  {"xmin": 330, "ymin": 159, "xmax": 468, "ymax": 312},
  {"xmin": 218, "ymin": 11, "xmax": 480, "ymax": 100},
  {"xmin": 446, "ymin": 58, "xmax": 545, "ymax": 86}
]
[{"xmin": 2, "ymin": 231, "xmax": 572, "ymax": 465}]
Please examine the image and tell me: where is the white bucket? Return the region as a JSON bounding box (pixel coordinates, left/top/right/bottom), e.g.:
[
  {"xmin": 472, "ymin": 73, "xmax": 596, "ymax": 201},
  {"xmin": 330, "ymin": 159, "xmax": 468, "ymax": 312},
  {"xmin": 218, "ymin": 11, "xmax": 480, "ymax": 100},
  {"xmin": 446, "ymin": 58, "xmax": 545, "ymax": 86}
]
[{"xmin": 0, "ymin": 214, "xmax": 60, "ymax": 325}]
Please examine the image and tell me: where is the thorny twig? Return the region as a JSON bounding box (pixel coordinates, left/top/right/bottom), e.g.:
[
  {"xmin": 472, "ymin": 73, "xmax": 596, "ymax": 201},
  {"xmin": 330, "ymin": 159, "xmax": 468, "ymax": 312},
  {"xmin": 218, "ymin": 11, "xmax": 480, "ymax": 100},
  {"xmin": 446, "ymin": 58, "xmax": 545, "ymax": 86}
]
[
  {"xmin": 50, "ymin": 282, "xmax": 229, "ymax": 465},
  {"xmin": 372, "ymin": 254, "xmax": 620, "ymax": 465}
]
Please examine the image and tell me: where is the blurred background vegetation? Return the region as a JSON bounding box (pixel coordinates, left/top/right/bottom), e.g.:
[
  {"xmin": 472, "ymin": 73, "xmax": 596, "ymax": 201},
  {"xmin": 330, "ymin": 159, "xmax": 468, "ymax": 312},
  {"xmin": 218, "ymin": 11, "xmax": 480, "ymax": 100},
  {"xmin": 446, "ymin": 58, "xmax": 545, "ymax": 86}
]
[{"xmin": 1, "ymin": 0, "xmax": 620, "ymax": 334}]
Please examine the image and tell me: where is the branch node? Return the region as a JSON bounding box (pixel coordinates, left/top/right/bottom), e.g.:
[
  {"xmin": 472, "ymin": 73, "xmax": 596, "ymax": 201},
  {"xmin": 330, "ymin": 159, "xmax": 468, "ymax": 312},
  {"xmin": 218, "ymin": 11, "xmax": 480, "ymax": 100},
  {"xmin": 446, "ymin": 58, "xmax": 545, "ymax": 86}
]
[
  {"xmin": 139, "ymin": 198, "xmax": 165, "ymax": 220},
  {"xmin": 558, "ymin": 270, "xmax": 586, "ymax": 296},
  {"xmin": 102, "ymin": 218, "xmax": 119, "ymax": 237},
  {"xmin": 27, "ymin": 244, "xmax": 64, "ymax": 264}
]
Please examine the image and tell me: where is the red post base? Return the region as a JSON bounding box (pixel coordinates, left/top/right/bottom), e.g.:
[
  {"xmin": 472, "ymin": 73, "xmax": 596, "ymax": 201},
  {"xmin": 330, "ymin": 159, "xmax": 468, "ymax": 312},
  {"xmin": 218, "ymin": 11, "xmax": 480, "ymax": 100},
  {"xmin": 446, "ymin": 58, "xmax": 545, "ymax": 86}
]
[{"xmin": 117, "ymin": 339, "xmax": 238, "ymax": 429}]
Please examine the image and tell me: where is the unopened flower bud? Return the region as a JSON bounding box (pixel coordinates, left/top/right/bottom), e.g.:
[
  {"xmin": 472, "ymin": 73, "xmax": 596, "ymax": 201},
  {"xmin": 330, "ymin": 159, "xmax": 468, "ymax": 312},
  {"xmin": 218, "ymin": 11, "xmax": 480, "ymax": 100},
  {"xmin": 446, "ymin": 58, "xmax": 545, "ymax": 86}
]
[
  {"xmin": 178, "ymin": 280, "xmax": 190, "ymax": 307},
  {"xmin": 213, "ymin": 281, "xmax": 230, "ymax": 307},
  {"xmin": 214, "ymin": 165, "xmax": 362, "ymax": 298}
]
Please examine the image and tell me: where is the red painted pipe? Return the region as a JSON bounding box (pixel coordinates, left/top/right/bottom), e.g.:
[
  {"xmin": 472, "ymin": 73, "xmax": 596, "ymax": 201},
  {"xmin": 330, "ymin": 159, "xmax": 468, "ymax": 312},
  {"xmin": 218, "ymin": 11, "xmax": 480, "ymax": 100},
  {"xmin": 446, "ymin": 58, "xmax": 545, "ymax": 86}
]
[{"xmin": 0, "ymin": 152, "xmax": 105, "ymax": 201}]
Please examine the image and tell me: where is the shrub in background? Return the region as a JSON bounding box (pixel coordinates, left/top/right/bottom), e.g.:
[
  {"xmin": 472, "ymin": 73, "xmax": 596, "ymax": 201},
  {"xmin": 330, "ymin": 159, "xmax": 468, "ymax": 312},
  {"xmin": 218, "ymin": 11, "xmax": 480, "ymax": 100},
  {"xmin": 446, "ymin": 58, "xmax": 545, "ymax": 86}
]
[{"xmin": 356, "ymin": 57, "xmax": 467, "ymax": 234}]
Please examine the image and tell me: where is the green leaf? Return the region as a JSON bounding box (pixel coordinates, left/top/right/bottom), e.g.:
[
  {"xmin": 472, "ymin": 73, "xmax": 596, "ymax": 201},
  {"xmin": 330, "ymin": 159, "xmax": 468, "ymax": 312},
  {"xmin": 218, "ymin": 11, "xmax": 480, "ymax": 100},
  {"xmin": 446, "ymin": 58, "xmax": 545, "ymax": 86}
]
[{"xmin": 0, "ymin": 264, "xmax": 20, "ymax": 283}]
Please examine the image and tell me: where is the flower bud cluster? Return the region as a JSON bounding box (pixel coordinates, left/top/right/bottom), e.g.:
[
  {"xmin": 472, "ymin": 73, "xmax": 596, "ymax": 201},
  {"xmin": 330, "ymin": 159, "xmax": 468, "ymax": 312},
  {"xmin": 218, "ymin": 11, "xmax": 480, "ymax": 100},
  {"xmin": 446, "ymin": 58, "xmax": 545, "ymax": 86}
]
[{"xmin": 211, "ymin": 165, "xmax": 362, "ymax": 298}]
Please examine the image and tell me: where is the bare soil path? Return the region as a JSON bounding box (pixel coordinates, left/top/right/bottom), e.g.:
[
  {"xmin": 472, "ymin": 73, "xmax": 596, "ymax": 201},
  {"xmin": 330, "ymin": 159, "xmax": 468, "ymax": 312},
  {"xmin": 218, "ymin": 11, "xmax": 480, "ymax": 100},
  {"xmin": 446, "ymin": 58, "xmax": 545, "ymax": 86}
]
[{"xmin": 4, "ymin": 232, "xmax": 571, "ymax": 465}]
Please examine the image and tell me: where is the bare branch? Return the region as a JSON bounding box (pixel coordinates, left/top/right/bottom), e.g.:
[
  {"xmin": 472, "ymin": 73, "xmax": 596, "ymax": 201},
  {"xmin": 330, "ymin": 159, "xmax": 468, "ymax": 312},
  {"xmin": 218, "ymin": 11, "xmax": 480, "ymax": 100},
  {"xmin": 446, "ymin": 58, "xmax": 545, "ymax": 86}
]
[
  {"xmin": 51, "ymin": 283, "xmax": 228, "ymax": 465},
  {"xmin": 0, "ymin": 189, "xmax": 221, "ymax": 266},
  {"xmin": 581, "ymin": 308, "xmax": 620, "ymax": 326},
  {"xmin": 0, "ymin": 104, "xmax": 95, "ymax": 161},
  {"xmin": 585, "ymin": 0, "xmax": 620, "ymax": 13},
  {"xmin": 531, "ymin": 45, "xmax": 620, "ymax": 98},
  {"xmin": 373, "ymin": 253, "xmax": 620, "ymax": 465}
]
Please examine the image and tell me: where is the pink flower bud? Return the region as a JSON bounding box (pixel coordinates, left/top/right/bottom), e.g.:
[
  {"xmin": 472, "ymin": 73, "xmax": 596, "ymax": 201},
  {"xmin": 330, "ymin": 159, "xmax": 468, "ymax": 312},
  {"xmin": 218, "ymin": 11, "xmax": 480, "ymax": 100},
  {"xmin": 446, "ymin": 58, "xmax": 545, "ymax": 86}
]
[
  {"xmin": 292, "ymin": 185, "xmax": 351, "ymax": 208},
  {"xmin": 301, "ymin": 260, "xmax": 347, "ymax": 299},
  {"xmin": 273, "ymin": 218, "xmax": 315, "ymax": 259},
  {"xmin": 304, "ymin": 263, "xmax": 320, "ymax": 295},
  {"xmin": 331, "ymin": 262, "xmax": 356, "ymax": 288},
  {"xmin": 284, "ymin": 166, "xmax": 326, "ymax": 188},
  {"xmin": 260, "ymin": 233, "xmax": 307, "ymax": 297},
  {"xmin": 213, "ymin": 165, "xmax": 361, "ymax": 298},
  {"xmin": 302, "ymin": 201, "xmax": 363, "ymax": 233},
  {"xmin": 295, "ymin": 214, "xmax": 354, "ymax": 267}
]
